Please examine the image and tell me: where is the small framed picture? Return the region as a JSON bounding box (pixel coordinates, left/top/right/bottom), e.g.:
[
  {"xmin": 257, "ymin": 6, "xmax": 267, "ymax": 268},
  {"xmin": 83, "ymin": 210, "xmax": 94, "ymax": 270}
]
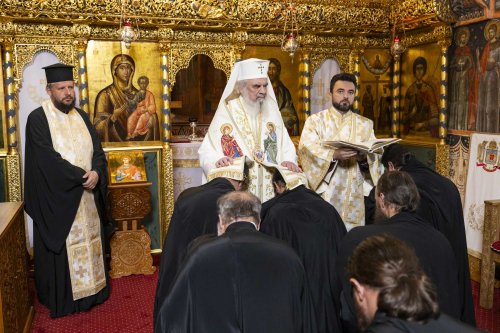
[{"xmin": 108, "ymin": 150, "xmax": 148, "ymax": 184}]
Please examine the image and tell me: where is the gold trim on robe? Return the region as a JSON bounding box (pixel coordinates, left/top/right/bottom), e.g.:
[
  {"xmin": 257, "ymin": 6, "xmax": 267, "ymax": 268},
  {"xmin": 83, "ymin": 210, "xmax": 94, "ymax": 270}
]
[
  {"xmin": 299, "ymin": 107, "xmax": 384, "ymax": 230},
  {"xmin": 199, "ymin": 96, "xmax": 298, "ymax": 202},
  {"xmin": 42, "ymin": 100, "xmax": 106, "ymax": 300}
]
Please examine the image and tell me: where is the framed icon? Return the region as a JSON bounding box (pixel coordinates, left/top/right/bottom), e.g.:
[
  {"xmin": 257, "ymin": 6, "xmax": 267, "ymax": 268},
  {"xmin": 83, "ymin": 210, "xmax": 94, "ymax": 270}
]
[{"xmin": 108, "ymin": 150, "xmax": 148, "ymax": 184}]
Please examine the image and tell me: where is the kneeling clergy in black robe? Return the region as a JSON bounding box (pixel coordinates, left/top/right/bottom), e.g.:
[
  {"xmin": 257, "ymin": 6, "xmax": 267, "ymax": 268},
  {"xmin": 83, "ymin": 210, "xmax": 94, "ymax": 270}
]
[
  {"xmin": 24, "ymin": 63, "xmax": 110, "ymax": 318},
  {"xmin": 347, "ymin": 235, "xmax": 482, "ymax": 333},
  {"xmin": 153, "ymin": 158, "xmax": 248, "ymax": 323},
  {"xmin": 337, "ymin": 171, "xmax": 461, "ymax": 333},
  {"xmin": 155, "ymin": 191, "xmax": 317, "ymax": 333},
  {"xmin": 261, "ymin": 169, "xmax": 347, "ymax": 333},
  {"xmin": 380, "ymin": 144, "xmax": 475, "ymax": 325}
]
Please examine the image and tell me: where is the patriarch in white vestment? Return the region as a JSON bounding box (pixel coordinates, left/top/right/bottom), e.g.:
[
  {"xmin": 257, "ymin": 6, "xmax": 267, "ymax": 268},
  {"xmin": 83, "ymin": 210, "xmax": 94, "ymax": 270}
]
[{"xmin": 198, "ymin": 58, "xmax": 300, "ymax": 202}]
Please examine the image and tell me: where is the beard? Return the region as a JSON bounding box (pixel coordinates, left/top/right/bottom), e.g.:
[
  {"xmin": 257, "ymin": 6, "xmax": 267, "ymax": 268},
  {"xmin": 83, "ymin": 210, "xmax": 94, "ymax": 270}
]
[
  {"xmin": 333, "ymin": 100, "xmax": 352, "ymax": 113},
  {"xmin": 241, "ymin": 94, "xmax": 264, "ymax": 114},
  {"xmin": 53, "ymin": 98, "xmax": 75, "ymax": 113},
  {"xmin": 241, "ymin": 89, "xmax": 265, "ymax": 108},
  {"xmin": 245, "ymin": 96, "xmax": 264, "ymax": 108}
]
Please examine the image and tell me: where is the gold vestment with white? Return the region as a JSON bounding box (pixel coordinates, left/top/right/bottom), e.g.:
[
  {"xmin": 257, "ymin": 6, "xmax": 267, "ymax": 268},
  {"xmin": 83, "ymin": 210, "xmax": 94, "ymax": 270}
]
[
  {"xmin": 42, "ymin": 100, "xmax": 106, "ymax": 300},
  {"xmin": 299, "ymin": 107, "xmax": 384, "ymax": 230}
]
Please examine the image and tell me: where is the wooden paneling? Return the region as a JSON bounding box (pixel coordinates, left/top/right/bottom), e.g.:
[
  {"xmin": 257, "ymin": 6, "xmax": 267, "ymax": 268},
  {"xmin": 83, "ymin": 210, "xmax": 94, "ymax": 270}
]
[{"xmin": 0, "ymin": 202, "xmax": 33, "ymax": 333}]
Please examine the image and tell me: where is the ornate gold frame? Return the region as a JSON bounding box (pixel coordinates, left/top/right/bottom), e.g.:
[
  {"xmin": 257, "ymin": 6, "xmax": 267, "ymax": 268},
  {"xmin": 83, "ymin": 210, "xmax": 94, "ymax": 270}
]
[{"xmin": 102, "ymin": 143, "xmax": 166, "ymax": 250}]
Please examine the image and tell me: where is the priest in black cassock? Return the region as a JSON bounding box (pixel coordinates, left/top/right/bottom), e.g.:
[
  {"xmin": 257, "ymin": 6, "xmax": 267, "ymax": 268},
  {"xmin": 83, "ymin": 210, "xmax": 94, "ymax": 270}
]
[
  {"xmin": 379, "ymin": 144, "xmax": 475, "ymax": 326},
  {"xmin": 153, "ymin": 160, "xmax": 249, "ymax": 323},
  {"xmin": 24, "ymin": 63, "xmax": 110, "ymax": 318},
  {"xmin": 260, "ymin": 169, "xmax": 347, "ymax": 333},
  {"xmin": 337, "ymin": 171, "xmax": 461, "ymax": 333},
  {"xmin": 155, "ymin": 191, "xmax": 317, "ymax": 333}
]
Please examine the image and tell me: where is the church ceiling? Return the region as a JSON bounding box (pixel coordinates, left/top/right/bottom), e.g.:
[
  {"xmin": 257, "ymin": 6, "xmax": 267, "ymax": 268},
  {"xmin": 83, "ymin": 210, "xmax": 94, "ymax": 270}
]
[{"xmin": 0, "ymin": 0, "xmax": 456, "ymax": 40}]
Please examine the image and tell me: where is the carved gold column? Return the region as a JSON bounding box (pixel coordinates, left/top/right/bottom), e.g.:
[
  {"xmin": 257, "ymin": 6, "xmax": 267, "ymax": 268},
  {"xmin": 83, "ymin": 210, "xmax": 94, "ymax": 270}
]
[
  {"xmin": 437, "ymin": 38, "xmax": 451, "ymax": 145},
  {"xmin": 1, "ymin": 39, "xmax": 16, "ymax": 154},
  {"xmin": 1, "ymin": 36, "xmax": 22, "ymax": 202},
  {"xmin": 350, "ymin": 49, "xmax": 362, "ymax": 113},
  {"xmin": 158, "ymin": 28, "xmax": 175, "ymax": 245},
  {"xmin": 434, "ymin": 26, "xmax": 452, "ymax": 177},
  {"xmin": 434, "ymin": 143, "xmax": 449, "ymax": 177},
  {"xmin": 300, "ymin": 48, "xmax": 311, "ymax": 123},
  {"xmin": 391, "ymin": 53, "xmax": 402, "ymax": 138},
  {"xmin": 159, "ymin": 47, "xmax": 171, "ymax": 143},
  {"xmin": 479, "ymin": 199, "xmax": 500, "ymax": 309},
  {"xmin": 231, "ymin": 30, "xmax": 247, "ymax": 64},
  {"xmin": 72, "ymin": 24, "xmax": 91, "ymax": 115}
]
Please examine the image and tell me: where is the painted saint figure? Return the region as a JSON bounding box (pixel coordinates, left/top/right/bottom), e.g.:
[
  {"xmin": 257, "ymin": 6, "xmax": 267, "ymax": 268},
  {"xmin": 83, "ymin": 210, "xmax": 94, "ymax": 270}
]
[
  {"xmin": 475, "ymin": 20, "xmax": 500, "ymax": 133},
  {"xmin": 362, "ymin": 84, "xmax": 375, "ymax": 121},
  {"xmin": 379, "ymin": 85, "xmax": 392, "ymax": 132},
  {"xmin": 264, "ymin": 122, "xmax": 278, "ymax": 163},
  {"xmin": 116, "ymin": 155, "xmax": 142, "ymax": 182},
  {"xmin": 402, "ymin": 57, "xmax": 439, "ymax": 138},
  {"xmin": 93, "ymin": 54, "xmax": 159, "ymax": 142},
  {"xmin": 220, "ymin": 124, "xmax": 243, "ymax": 158},
  {"xmin": 127, "ymin": 76, "xmax": 157, "ymax": 139},
  {"xmin": 449, "ymin": 27, "xmax": 475, "ymax": 131},
  {"xmin": 267, "ymin": 58, "xmax": 300, "ymax": 136}
]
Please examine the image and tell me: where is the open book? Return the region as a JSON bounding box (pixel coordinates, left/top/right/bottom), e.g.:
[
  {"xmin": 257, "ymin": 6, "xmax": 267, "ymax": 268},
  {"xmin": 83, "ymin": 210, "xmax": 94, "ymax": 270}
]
[{"xmin": 321, "ymin": 138, "xmax": 401, "ymax": 153}]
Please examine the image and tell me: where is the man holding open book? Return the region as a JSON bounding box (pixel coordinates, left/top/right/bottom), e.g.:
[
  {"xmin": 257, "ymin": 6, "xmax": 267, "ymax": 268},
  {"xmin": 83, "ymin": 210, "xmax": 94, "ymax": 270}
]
[{"xmin": 299, "ymin": 73, "xmax": 384, "ymax": 230}]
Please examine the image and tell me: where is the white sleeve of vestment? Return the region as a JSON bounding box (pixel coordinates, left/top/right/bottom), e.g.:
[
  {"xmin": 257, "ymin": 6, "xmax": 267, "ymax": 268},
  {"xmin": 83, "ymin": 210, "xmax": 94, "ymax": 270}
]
[
  {"xmin": 298, "ymin": 114, "xmax": 335, "ymax": 191},
  {"xmin": 280, "ymin": 128, "xmax": 298, "ymax": 163},
  {"xmin": 198, "ymin": 128, "xmax": 222, "ymax": 178}
]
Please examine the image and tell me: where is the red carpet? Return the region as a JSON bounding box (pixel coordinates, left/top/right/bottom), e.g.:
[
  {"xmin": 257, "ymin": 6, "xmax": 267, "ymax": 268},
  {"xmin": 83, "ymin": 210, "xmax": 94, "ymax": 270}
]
[
  {"xmin": 31, "ymin": 271, "xmax": 499, "ymax": 332},
  {"xmin": 473, "ymin": 280, "xmax": 500, "ymax": 333},
  {"xmin": 31, "ymin": 271, "xmax": 157, "ymax": 333}
]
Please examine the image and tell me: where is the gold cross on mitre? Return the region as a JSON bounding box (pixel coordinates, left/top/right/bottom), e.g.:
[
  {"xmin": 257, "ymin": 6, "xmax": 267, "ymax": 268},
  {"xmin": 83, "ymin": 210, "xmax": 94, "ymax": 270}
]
[
  {"xmin": 257, "ymin": 63, "xmax": 265, "ymax": 74},
  {"xmin": 238, "ymin": 59, "xmax": 269, "ymax": 80}
]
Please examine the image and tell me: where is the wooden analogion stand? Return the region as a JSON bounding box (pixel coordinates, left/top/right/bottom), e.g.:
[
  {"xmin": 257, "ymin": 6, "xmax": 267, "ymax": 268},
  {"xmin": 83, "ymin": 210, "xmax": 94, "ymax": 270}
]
[{"xmin": 107, "ymin": 182, "xmax": 156, "ymax": 278}]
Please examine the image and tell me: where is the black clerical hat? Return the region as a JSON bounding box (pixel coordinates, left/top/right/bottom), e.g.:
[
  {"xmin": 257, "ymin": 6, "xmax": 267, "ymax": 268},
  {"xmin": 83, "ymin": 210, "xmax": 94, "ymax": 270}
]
[{"xmin": 42, "ymin": 63, "xmax": 75, "ymax": 83}]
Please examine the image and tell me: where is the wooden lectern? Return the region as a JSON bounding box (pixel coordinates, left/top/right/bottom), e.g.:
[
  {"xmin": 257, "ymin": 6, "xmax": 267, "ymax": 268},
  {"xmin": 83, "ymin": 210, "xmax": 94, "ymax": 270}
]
[{"xmin": 108, "ymin": 182, "xmax": 156, "ymax": 278}]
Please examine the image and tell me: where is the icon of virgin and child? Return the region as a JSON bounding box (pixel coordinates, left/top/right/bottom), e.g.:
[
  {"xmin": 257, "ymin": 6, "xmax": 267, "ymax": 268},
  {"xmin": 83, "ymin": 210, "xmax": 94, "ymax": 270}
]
[{"xmin": 93, "ymin": 54, "xmax": 160, "ymax": 142}]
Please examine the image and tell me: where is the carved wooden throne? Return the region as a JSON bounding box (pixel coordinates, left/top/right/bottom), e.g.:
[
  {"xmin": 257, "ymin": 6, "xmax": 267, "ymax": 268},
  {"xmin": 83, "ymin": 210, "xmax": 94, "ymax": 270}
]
[{"xmin": 108, "ymin": 183, "xmax": 156, "ymax": 278}]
